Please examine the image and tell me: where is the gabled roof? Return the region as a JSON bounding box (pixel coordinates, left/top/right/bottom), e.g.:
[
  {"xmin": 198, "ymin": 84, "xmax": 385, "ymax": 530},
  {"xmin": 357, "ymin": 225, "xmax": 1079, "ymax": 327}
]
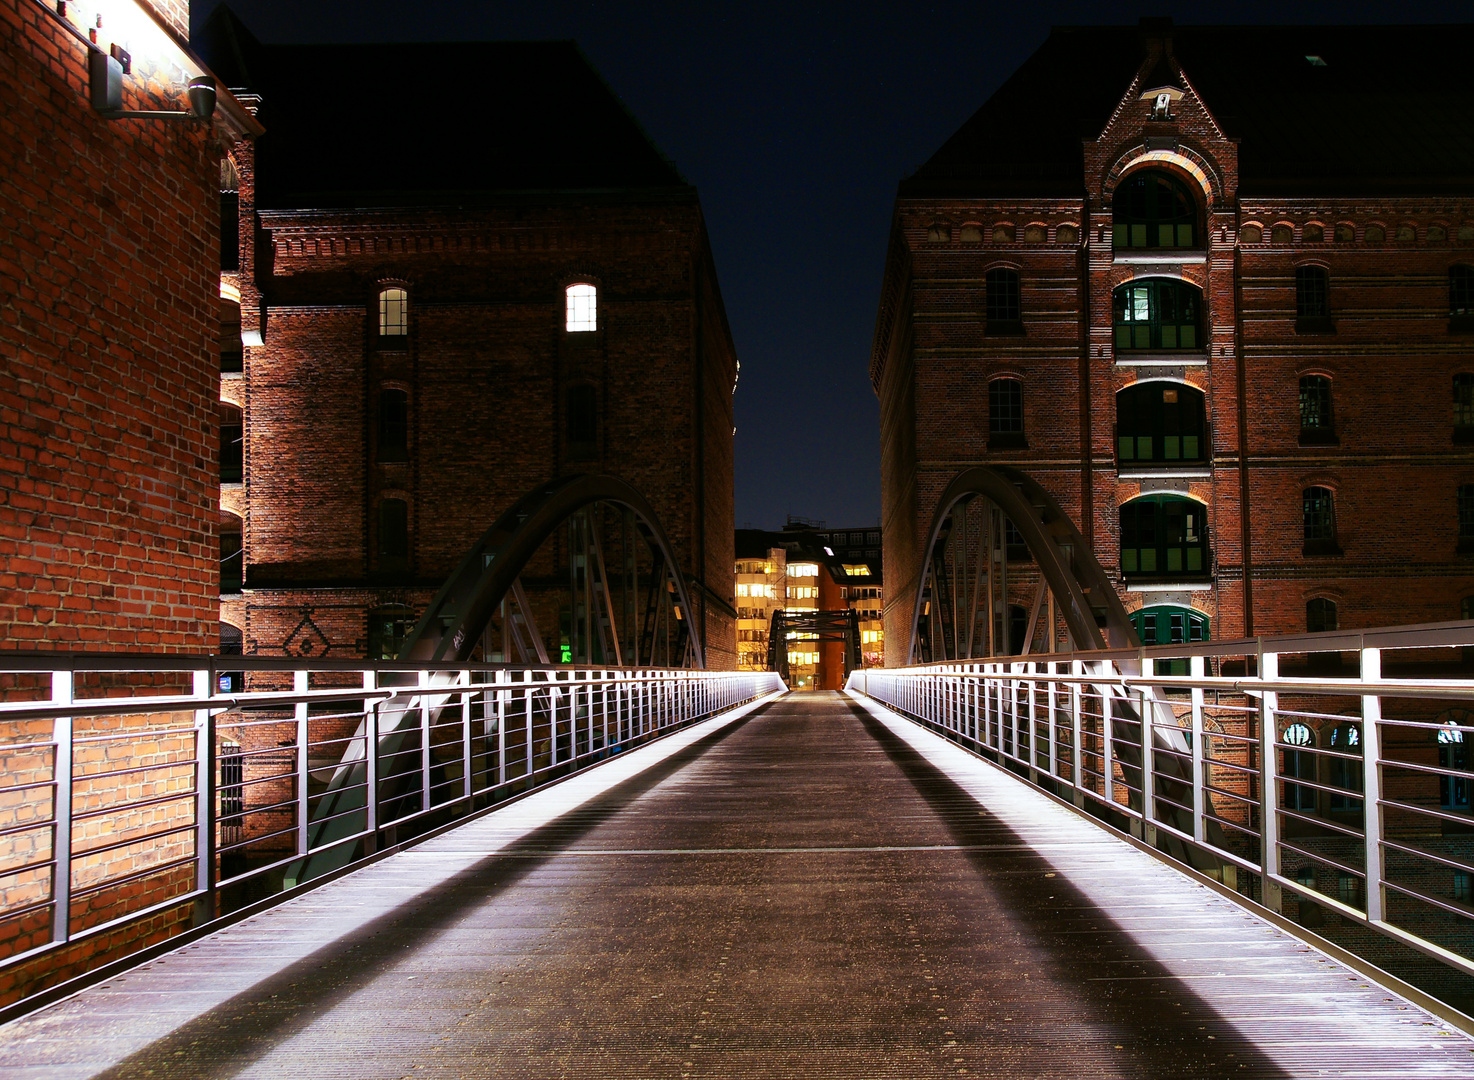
[
  {"xmin": 196, "ymin": 6, "xmax": 688, "ymax": 209},
  {"xmin": 902, "ymin": 22, "xmax": 1474, "ymax": 199}
]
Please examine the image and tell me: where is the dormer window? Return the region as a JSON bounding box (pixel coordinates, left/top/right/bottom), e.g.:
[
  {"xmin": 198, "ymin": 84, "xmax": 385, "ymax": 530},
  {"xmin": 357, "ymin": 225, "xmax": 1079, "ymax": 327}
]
[
  {"xmin": 566, "ymin": 283, "xmax": 597, "ymax": 332},
  {"xmin": 379, "ymin": 287, "xmax": 408, "ymax": 338},
  {"xmin": 1113, "ymin": 170, "xmax": 1197, "ymax": 250}
]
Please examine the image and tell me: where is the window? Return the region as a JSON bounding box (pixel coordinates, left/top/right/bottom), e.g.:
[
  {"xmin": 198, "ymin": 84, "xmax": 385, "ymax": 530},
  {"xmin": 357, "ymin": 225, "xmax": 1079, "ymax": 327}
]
[
  {"xmin": 1456, "ymin": 872, "xmax": 1472, "ymax": 905},
  {"xmin": 369, "ymin": 608, "xmax": 412, "ymax": 661},
  {"xmin": 1460, "ymin": 485, "xmax": 1474, "ymax": 551},
  {"xmin": 1130, "ymin": 605, "xmax": 1208, "ymax": 646},
  {"xmin": 1325, "ymin": 723, "xmax": 1363, "ymax": 812},
  {"xmin": 928, "ymin": 223, "xmax": 951, "ymax": 242},
  {"xmin": 379, "ymin": 287, "xmax": 408, "ymax": 338},
  {"xmin": 1294, "ymin": 865, "xmax": 1322, "ymax": 927},
  {"xmin": 1453, "ymin": 266, "xmax": 1474, "ymax": 328},
  {"xmin": 1303, "ymin": 223, "xmax": 1324, "ymax": 242},
  {"xmin": 565, "ymin": 283, "xmax": 597, "ymax": 332},
  {"xmin": 1365, "ymin": 224, "xmax": 1385, "ymax": 243},
  {"xmin": 220, "ymin": 413, "xmax": 242, "ymax": 483},
  {"xmin": 985, "ymin": 267, "xmax": 1022, "ymax": 331},
  {"xmin": 1271, "ymin": 224, "xmax": 1294, "ymax": 245},
  {"xmin": 1113, "ymin": 170, "xmax": 1197, "ymax": 249},
  {"xmin": 988, "ymin": 379, "xmax": 1024, "ymax": 447},
  {"xmin": 378, "ymin": 389, "xmax": 408, "ymax": 462},
  {"xmin": 1113, "ymin": 279, "xmax": 1202, "ymax": 351},
  {"xmin": 1240, "ymin": 224, "xmax": 1263, "ymax": 244},
  {"xmin": 1306, "ymin": 597, "xmax": 1338, "ymax": 634},
  {"xmin": 1003, "ymin": 517, "xmax": 1031, "ymax": 562},
  {"xmin": 566, "ymin": 384, "xmax": 598, "ymax": 459},
  {"xmin": 1119, "ymin": 495, "xmax": 1209, "ymax": 579},
  {"xmin": 1338, "ymin": 875, "xmax": 1362, "ymax": 912},
  {"xmin": 1057, "ymin": 224, "xmax": 1079, "ymax": 245},
  {"xmin": 1116, "ymin": 382, "xmax": 1206, "ymax": 467},
  {"xmin": 1440, "ymin": 718, "xmax": 1471, "ymax": 811},
  {"xmin": 1282, "ymin": 722, "xmax": 1316, "ymax": 811},
  {"xmin": 378, "ymin": 498, "xmax": 408, "ymax": 563},
  {"xmin": 1298, "ymin": 376, "xmax": 1335, "ymax": 443},
  {"xmin": 220, "ymin": 527, "xmax": 242, "ymax": 593},
  {"xmin": 1302, "ymin": 487, "xmax": 1339, "ymax": 554},
  {"xmin": 1334, "ymin": 223, "xmax": 1354, "ymax": 243},
  {"xmin": 218, "ymin": 623, "xmax": 243, "ymax": 692},
  {"xmin": 787, "ymin": 563, "xmax": 818, "ymax": 577},
  {"xmin": 1456, "ymin": 375, "xmax": 1474, "ymax": 441},
  {"xmin": 1295, "ymin": 266, "xmax": 1332, "ymax": 332}
]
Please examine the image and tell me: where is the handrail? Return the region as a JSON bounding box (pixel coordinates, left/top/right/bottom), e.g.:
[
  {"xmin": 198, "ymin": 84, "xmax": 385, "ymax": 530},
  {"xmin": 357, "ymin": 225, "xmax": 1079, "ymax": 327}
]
[
  {"xmin": 848, "ymin": 619, "xmax": 1474, "ymax": 984},
  {"xmin": 0, "ymin": 659, "xmax": 784, "ymax": 1014}
]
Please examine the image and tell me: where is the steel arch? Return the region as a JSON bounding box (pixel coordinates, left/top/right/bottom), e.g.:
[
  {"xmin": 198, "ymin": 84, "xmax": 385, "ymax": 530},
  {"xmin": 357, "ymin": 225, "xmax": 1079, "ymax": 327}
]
[
  {"xmin": 401, "ymin": 472, "xmax": 703, "ymax": 668},
  {"xmin": 908, "ymin": 466, "xmax": 1137, "ymax": 665}
]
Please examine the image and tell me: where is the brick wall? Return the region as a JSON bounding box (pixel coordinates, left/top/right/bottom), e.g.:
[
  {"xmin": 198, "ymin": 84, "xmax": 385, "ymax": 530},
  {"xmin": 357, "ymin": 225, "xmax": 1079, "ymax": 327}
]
[{"xmin": 0, "ymin": 0, "xmax": 223, "ymax": 651}]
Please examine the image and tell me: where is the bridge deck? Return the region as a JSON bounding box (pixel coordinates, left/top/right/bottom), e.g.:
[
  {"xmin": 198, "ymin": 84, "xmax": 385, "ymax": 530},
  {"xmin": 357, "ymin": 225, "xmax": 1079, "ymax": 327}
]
[{"xmin": 5, "ymin": 691, "xmax": 1474, "ymax": 1079}]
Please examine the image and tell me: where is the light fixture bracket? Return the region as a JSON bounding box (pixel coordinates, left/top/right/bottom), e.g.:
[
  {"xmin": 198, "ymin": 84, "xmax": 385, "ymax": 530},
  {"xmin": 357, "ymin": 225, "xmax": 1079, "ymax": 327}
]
[{"xmin": 89, "ymin": 49, "xmax": 216, "ymax": 121}]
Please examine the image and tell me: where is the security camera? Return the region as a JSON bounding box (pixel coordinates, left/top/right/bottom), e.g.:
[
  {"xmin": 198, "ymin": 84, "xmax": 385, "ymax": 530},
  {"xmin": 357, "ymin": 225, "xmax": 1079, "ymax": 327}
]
[{"xmin": 188, "ymin": 75, "xmax": 217, "ymax": 119}]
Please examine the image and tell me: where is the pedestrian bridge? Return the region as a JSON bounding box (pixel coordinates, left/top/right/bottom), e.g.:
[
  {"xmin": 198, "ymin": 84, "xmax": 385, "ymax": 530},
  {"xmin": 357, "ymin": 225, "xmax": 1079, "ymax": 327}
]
[{"xmin": 6, "ymin": 678, "xmax": 1474, "ymax": 1077}]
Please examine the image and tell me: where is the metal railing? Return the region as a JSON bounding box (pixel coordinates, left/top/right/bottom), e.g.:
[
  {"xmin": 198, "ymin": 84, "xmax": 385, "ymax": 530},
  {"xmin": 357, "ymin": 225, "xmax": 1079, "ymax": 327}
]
[
  {"xmin": 0, "ymin": 654, "xmax": 783, "ymax": 1003},
  {"xmin": 848, "ymin": 621, "xmax": 1474, "ymax": 979}
]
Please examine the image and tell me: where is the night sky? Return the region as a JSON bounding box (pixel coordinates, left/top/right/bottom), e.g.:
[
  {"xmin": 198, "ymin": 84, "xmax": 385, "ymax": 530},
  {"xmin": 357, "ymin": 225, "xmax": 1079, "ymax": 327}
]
[{"xmin": 195, "ymin": 0, "xmax": 1468, "ymax": 532}]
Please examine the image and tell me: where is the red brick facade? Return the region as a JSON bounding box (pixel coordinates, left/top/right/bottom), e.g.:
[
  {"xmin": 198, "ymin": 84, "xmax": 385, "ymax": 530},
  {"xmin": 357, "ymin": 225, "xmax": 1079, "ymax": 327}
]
[
  {"xmin": 874, "ymin": 22, "xmax": 1474, "ymax": 662},
  {"xmin": 204, "ymin": 21, "xmax": 739, "ymax": 671},
  {"xmin": 0, "ymin": 0, "xmax": 256, "ymax": 651}
]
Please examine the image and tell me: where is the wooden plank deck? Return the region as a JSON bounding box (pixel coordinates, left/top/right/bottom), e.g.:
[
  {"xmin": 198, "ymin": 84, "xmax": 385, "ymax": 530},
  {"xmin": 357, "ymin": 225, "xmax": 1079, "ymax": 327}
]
[{"xmin": 2, "ymin": 690, "xmax": 1472, "ymax": 1078}]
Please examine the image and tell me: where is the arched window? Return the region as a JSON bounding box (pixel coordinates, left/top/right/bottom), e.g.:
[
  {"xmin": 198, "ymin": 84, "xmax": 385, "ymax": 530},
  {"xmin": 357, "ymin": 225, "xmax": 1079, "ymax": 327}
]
[
  {"xmin": 218, "ymin": 622, "xmax": 243, "ymax": 693},
  {"xmin": 985, "ymin": 267, "xmax": 1022, "ymax": 332},
  {"xmin": 1281, "ymin": 722, "xmax": 1316, "ymax": 811},
  {"xmin": 566, "ymin": 383, "xmax": 598, "ymax": 459},
  {"xmin": 565, "ymin": 283, "xmax": 597, "ymax": 332},
  {"xmin": 1113, "ymin": 278, "xmax": 1202, "ymax": 351},
  {"xmin": 1306, "ymin": 597, "xmax": 1338, "ymax": 633},
  {"xmin": 1302, "ymin": 487, "xmax": 1338, "ymax": 555},
  {"xmin": 220, "ymin": 516, "xmax": 243, "ymax": 594},
  {"xmin": 1325, "ymin": 723, "xmax": 1363, "ymax": 812},
  {"xmin": 1456, "ymin": 374, "xmax": 1474, "ymax": 442},
  {"xmin": 1113, "ymin": 170, "xmax": 1197, "ymax": 250},
  {"xmin": 1453, "ymin": 266, "xmax": 1474, "ymax": 328},
  {"xmin": 1119, "ymin": 495, "xmax": 1209, "ymax": 579},
  {"xmin": 377, "ymin": 388, "xmax": 408, "ymax": 462},
  {"xmin": 1116, "ymin": 381, "xmax": 1206, "ymax": 467},
  {"xmin": 379, "ymin": 287, "xmax": 408, "ymax": 339},
  {"xmin": 988, "ymin": 378, "xmax": 1025, "ymax": 448},
  {"xmin": 1130, "ymin": 605, "xmax": 1208, "ymax": 646},
  {"xmin": 927, "ymin": 223, "xmax": 951, "ymax": 243},
  {"xmin": 378, "ymin": 498, "xmax": 408, "ymax": 564},
  {"xmin": 1298, "ymin": 375, "xmax": 1335, "ymax": 443},
  {"xmin": 219, "ymin": 406, "xmax": 242, "ymax": 484},
  {"xmin": 368, "ymin": 607, "xmax": 415, "ymax": 661},
  {"xmin": 1439, "ymin": 714, "xmax": 1471, "ymax": 812},
  {"xmin": 1295, "ymin": 266, "xmax": 1332, "ymax": 332}
]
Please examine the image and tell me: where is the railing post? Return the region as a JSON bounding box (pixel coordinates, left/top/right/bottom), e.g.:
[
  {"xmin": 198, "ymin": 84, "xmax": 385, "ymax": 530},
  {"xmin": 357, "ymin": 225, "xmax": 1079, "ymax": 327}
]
[
  {"xmin": 193, "ymin": 666, "xmax": 217, "ymax": 925},
  {"xmin": 364, "ymin": 670, "xmax": 379, "ymax": 852},
  {"xmin": 1190, "ymin": 654, "xmax": 1206, "ymax": 845},
  {"xmin": 294, "ymin": 669, "xmax": 309, "ymax": 858},
  {"xmin": 50, "ymin": 670, "xmax": 73, "ymax": 947},
  {"xmin": 419, "ymin": 670, "xmax": 432, "ymax": 809},
  {"xmin": 1046, "ymin": 662, "xmax": 1058, "ymax": 777},
  {"xmin": 1140, "ymin": 658, "xmax": 1155, "ymax": 847},
  {"xmin": 1259, "ymin": 649, "xmax": 1282, "ymax": 912},
  {"xmin": 461, "ymin": 669, "xmax": 473, "ymax": 805},
  {"xmin": 1362, "ymin": 646, "xmax": 1385, "ymax": 923},
  {"xmin": 1070, "ymin": 659, "xmax": 1084, "ymax": 805}
]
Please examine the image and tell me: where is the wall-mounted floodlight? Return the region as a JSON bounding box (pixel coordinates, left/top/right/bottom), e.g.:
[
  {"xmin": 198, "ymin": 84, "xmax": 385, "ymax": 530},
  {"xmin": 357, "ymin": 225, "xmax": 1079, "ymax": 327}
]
[{"xmin": 89, "ymin": 45, "xmax": 215, "ymax": 120}]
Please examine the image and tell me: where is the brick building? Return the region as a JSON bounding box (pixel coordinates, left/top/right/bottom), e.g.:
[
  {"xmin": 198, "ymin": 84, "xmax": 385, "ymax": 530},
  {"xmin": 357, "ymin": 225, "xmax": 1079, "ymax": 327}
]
[
  {"xmin": 198, "ymin": 9, "xmax": 739, "ymax": 671},
  {"xmin": 873, "ymin": 19, "xmax": 1474, "ymax": 663},
  {"xmin": 1, "ymin": 0, "xmax": 255, "ymax": 650}
]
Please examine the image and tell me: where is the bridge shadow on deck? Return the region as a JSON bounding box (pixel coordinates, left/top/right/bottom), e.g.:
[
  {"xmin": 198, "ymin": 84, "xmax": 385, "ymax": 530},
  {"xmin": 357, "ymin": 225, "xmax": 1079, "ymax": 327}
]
[
  {"xmin": 90, "ymin": 707, "xmax": 771, "ymax": 1080},
  {"xmin": 83, "ymin": 693, "xmax": 1303, "ymax": 1079}
]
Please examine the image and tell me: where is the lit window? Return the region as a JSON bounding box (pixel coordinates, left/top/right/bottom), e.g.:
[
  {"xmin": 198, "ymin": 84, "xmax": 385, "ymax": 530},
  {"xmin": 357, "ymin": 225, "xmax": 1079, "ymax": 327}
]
[
  {"xmin": 379, "ymin": 287, "xmax": 408, "ymax": 337},
  {"xmin": 843, "ymin": 564, "xmax": 871, "ymax": 576},
  {"xmin": 1113, "ymin": 170, "xmax": 1197, "ymax": 250},
  {"xmin": 1113, "ymin": 279, "xmax": 1202, "ymax": 351},
  {"xmin": 736, "ymin": 583, "xmax": 749, "ymax": 597},
  {"xmin": 566, "ymin": 283, "xmax": 597, "ymax": 332},
  {"xmin": 787, "ymin": 563, "xmax": 818, "ymax": 577},
  {"xmin": 1116, "ymin": 382, "xmax": 1206, "ymax": 466}
]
